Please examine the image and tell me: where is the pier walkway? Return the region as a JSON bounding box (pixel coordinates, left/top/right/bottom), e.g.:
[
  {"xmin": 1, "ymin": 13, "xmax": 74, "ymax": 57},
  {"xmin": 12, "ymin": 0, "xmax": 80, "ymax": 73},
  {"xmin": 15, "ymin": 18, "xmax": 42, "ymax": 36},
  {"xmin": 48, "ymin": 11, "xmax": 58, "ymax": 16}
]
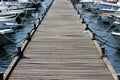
[{"xmin": 9, "ymin": 0, "xmax": 113, "ymax": 80}]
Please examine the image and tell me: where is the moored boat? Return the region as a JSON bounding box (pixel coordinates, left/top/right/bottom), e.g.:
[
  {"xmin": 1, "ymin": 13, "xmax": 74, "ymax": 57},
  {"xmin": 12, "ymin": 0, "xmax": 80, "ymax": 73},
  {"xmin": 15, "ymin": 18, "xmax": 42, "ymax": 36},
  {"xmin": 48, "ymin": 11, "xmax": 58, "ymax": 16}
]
[
  {"xmin": 0, "ymin": 17, "xmax": 24, "ymax": 29},
  {"xmin": 0, "ymin": 0, "xmax": 43, "ymax": 45},
  {"xmin": 111, "ymin": 31, "xmax": 120, "ymax": 44},
  {"xmin": 0, "ymin": 29, "xmax": 15, "ymax": 45}
]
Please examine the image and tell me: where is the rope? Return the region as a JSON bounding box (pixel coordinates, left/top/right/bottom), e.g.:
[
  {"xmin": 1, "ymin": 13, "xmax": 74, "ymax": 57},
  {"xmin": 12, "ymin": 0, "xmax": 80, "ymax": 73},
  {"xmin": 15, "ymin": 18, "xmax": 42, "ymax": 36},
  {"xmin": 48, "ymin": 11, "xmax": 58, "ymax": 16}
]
[
  {"xmin": 92, "ymin": 27, "xmax": 120, "ymax": 49},
  {"xmin": 1, "ymin": 2, "xmax": 35, "ymax": 43},
  {"xmin": 3, "ymin": 34, "xmax": 25, "ymax": 44},
  {"xmin": 91, "ymin": 23, "xmax": 119, "ymax": 43},
  {"xmin": 11, "ymin": 1, "xmax": 30, "ymax": 29},
  {"xmin": 84, "ymin": 18, "xmax": 120, "ymax": 49},
  {"xmin": 0, "ymin": 53, "xmax": 14, "ymax": 60}
]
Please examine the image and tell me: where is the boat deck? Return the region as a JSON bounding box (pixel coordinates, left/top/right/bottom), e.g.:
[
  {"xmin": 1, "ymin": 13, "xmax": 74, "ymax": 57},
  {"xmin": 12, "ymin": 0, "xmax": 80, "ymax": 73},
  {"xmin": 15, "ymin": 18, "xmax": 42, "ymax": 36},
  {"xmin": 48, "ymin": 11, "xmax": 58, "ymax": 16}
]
[{"xmin": 8, "ymin": 0, "xmax": 113, "ymax": 80}]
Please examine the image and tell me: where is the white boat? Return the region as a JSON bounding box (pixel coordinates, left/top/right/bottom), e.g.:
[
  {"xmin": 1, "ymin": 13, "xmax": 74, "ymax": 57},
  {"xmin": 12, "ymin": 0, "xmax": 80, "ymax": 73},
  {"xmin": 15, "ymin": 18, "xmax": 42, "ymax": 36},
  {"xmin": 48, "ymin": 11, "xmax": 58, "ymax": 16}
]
[
  {"xmin": 0, "ymin": 16, "xmax": 24, "ymax": 29},
  {"xmin": 0, "ymin": 9, "xmax": 24, "ymax": 17},
  {"xmin": 4, "ymin": 22, "xmax": 24, "ymax": 29},
  {"xmin": 0, "ymin": 29, "xmax": 14, "ymax": 34},
  {"xmin": 99, "ymin": 5, "xmax": 120, "ymax": 23},
  {"xmin": 98, "ymin": 0, "xmax": 119, "ymax": 7},
  {"xmin": 111, "ymin": 31, "xmax": 120, "ymax": 44},
  {"xmin": 0, "ymin": 0, "xmax": 42, "ymax": 17},
  {"xmin": 0, "ymin": 0, "xmax": 42, "ymax": 45},
  {"xmin": 17, "ymin": 0, "xmax": 42, "ymax": 8},
  {"xmin": 112, "ymin": 21, "xmax": 120, "ymax": 30},
  {"xmin": 100, "ymin": 15, "xmax": 111, "ymax": 23},
  {"xmin": 100, "ymin": 8, "xmax": 120, "ymax": 12},
  {"xmin": 5, "ymin": 22, "xmax": 23, "ymax": 26},
  {"xmin": 110, "ymin": 9, "xmax": 120, "ymax": 22},
  {"xmin": 18, "ymin": 0, "xmax": 42, "ymax": 3},
  {"xmin": 0, "ymin": 29, "xmax": 15, "ymax": 45},
  {"xmin": 0, "ymin": 17, "xmax": 24, "ymax": 29},
  {"xmin": 111, "ymin": 19, "xmax": 120, "ymax": 44}
]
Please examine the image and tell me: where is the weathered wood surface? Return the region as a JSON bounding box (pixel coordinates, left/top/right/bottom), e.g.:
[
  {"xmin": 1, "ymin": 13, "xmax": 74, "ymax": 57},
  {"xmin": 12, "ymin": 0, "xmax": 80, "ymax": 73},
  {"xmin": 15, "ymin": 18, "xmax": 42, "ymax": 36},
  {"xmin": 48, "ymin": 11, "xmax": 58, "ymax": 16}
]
[{"xmin": 9, "ymin": 0, "xmax": 113, "ymax": 80}]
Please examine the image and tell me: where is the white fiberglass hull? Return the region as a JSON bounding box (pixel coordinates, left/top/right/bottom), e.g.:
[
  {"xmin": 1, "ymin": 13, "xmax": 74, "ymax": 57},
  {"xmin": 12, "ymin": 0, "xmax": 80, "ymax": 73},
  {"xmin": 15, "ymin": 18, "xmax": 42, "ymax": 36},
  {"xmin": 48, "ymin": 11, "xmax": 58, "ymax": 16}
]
[
  {"xmin": 0, "ymin": 29, "xmax": 15, "ymax": 45},
  {"xmin": 111, "ymin": 31, "xmax": 120, "ymax": 44}
]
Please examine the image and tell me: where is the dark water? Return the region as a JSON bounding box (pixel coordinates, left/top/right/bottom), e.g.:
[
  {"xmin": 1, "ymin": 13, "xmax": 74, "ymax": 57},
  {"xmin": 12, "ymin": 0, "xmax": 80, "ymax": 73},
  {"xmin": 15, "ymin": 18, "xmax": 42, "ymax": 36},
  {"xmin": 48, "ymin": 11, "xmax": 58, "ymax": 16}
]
[
  {"xmin": 0, "ymin": 0, "xmax": 52, "ymax": 72},
  {"xmin": 75, "ymin": 2, "xmax": 120, "ymax": 73}
]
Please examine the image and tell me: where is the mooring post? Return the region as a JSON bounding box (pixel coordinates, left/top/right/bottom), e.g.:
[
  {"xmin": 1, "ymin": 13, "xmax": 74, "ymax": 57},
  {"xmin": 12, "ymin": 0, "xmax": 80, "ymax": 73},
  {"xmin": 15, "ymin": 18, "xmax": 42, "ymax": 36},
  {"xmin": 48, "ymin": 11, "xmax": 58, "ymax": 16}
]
[
  {"xmin": 77, "ymin": 10, "xmax": 79, "ymax": 14},
  {"xmin": 82, "ymin": 18, "xmax": 85, "ymax": 24},
  {"xmin": 38, "ymin": 17, "xmax": 41, "ymax": 22},
  {"xmin": 85, "ymin": 24, "xmax": 89, "ymax": 31},
  {"xmin": 46, "ymin": 7, "xmax": 49, "ymax": 13},
  {"xmin": 26, "ymin": 33, "xmax": 31, "ymax": 41},
  {"xmin": 0, "ymin": 72, "xmax": 4, "ymax": 80},
  {"xmin": 42, "ymin": 14, "xmax": 44, "ymax": 19},
  {"xmin": 79, "ymin": 14, "xmax": 81, "ymax": 19},
  {"xmin": 17, "ymin": 47, "xmax": 23, "ymax": 58},
  {"xmin": 100, "ymin": 46, "xmax": 107, "ymax": 59},
  {"xmin": 34, "ymin": 23, "xmax": 37, "ymax": 30},
  {"xmin": 91, "ymin": 33, "xmax": 95, "ymax": 40}
]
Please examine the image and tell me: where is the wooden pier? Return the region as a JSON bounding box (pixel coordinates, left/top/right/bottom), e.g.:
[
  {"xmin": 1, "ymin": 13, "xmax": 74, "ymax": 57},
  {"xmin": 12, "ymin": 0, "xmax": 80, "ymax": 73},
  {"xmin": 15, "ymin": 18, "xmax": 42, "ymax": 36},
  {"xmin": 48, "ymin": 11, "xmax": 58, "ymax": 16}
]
[{"xmin": 8, "ymin": 0, "xmax": 114, "ymax": 80}]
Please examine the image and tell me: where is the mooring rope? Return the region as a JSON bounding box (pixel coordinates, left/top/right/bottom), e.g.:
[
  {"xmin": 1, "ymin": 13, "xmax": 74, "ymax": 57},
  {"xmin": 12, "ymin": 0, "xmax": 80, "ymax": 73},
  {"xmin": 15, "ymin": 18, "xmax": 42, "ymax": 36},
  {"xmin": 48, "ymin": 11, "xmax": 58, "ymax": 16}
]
[
  {"xmin": 91, "ymin": 27, "xmax": 120, "ymax": 49},
  {"xmin": 3, "ymin": 34, "xmax": 25, "ymax": 44},
  {"xmin": 0, "ymin": 53, "xmax": 14, "ymax": 60},
  {"xmin": 80, "ymin": 10, "xmax": 120, "ymax": 49}
]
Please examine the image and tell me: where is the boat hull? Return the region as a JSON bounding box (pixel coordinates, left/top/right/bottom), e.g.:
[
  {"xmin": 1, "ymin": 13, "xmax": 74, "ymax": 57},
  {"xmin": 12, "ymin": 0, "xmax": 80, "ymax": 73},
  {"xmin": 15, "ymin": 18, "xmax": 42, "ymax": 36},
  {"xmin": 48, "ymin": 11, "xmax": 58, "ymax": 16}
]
[
  {"xmin": 100, "ymin": 15, "xmax": 111, "ymax": 23},
  {"xmin": 0, "ymin": 33, "xmax": 15, "ymax": 45},
  {"xmin": 113, "ymin": 21, "xmax": 120, "ymax": 31},
  {"xmin": 0, "ymin": 29, "xmax": 15, "ymax": 45},
  {"xmin": 111, "ymin": 32, "xmax": 120, "ymax": 44}
]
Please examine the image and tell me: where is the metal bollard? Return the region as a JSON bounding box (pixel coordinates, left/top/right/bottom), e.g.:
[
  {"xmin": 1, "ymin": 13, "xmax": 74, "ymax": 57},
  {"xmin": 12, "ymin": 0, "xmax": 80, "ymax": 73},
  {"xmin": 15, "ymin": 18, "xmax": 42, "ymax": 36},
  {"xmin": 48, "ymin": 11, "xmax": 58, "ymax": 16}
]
[
  {"xmin": 100, "ymin": 46, "xmax": 107, "ymax": 59},
  {"xmin": 77, "ymin": 11, "xmax": 79, "ymax": 14},
  {"xmin": 42, "ymin": 14, "xmax": 44, "ymax": 19},
  {"xmin": 34, "ymin": 23, "xmax": 37, "ymax": 30},
  {"xmin": 0, "ymin": 72, "xmax": 3, "ymax": 80},
  {"xmin": 85, "ymin": 24, "xmax": 89, "ymax": 31},
  {"xmin": 38, "ymin": 17, "xmax": 41, "ymax": 22},
  {"xmin": 82, "ymin": 18, "xmax": 85, "ymax": 24},
  {"xmin": 26, "ymin": 33, "xmax": 31, "ymax": 41},
  {"xmin": 91, "ymin": 33, "xmax": 95, "ymax": 40},
  {"xmin": 17, "ymin": 47, "xmax": 23, "ymax": 58},
  {"xmin": 79, "ymin": 14, "xmax": 81, "ymax": 18}
]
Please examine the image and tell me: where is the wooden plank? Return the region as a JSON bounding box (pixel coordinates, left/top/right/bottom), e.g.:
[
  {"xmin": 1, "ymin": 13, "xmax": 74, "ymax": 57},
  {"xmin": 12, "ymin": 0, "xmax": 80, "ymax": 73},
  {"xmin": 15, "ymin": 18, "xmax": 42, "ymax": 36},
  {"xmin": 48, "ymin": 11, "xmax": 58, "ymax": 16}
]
[{"xmin": 8, "ymin": 0, "xmax": 114, "ymax": 80}]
